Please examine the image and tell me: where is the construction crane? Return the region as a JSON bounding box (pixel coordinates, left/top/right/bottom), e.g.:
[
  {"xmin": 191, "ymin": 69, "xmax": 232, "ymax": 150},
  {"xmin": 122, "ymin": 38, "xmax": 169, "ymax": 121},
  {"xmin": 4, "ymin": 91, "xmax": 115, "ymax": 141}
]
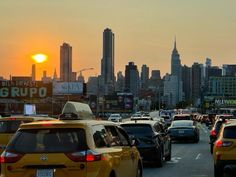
[
  {"xmin": 77, "ymin": 67, "xmax": 94, "ymax": 76},
  {"xmin": 76, "ymin": 68, "xmax": 94, "ymax": 81}
]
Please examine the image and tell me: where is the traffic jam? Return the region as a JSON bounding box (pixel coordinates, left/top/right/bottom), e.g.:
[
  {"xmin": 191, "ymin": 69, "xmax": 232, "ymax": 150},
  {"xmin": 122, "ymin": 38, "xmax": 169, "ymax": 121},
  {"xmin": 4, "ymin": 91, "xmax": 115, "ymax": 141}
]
[{"xmin": 0, "ymin": 103, "xmax": 236, "ymax": 177}]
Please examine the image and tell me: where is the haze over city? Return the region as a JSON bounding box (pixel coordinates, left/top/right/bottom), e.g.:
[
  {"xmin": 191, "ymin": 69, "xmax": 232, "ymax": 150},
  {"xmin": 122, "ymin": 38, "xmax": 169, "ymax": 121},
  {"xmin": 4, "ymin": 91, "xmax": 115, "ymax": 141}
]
[{"xmin": 1, "ymin": 0, "xmax": 236, "ymax": 80}]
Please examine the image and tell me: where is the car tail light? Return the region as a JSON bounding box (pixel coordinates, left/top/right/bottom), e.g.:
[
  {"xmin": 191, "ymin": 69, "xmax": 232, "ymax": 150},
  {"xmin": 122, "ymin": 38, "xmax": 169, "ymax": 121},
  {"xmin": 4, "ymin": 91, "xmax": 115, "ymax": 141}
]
[
  {"xmin": 9, "ymin": 118, "xmax": 16, "ymax": 120},
  {"xmin": 215, "ymin": 140, "xmax": 233, "ymax": 147},
  {"xmin": 210, "ymin": 129, "xmax": 217, "ymax": 136},
  {"xmin": 0, "ymin": 151, "xmax": 24, "ymax": 163},
  {"xmin": 65, "ymin": 150, "xmax": 101, "ymax": 162},
  {"xmin": 41, "ymin": 123, "xmax": 53, "ymax": 127}
]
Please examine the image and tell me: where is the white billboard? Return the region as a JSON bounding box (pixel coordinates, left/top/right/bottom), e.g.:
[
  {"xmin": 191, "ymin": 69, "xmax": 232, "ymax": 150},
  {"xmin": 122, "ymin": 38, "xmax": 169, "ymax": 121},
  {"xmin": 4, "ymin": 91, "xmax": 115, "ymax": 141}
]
[{"xmin": 53, "ymin": 82, "xmax": 83, "ymax": 95}]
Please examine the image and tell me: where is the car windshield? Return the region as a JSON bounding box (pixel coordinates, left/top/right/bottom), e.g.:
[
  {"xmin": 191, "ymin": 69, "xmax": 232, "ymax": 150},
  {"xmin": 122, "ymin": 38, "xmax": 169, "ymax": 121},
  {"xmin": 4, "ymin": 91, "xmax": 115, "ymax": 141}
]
[
  {"xmin": 121, "ymin": 124, "xmax": 153, "ymax": 137},
  {"xmin": 7, "ymin": 128, "xmax": 86, "ymax": 153},
  {"xmin": 172, "ymin": 121, "xmax": 193, "ymax": 127}
]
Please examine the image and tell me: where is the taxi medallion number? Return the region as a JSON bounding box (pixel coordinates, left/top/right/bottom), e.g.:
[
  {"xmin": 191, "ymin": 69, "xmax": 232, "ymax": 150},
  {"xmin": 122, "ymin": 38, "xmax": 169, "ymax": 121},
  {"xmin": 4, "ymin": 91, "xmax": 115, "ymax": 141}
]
[{"xmin": 36, "ymin": 169, "xmax": 54, "ymax": 177}]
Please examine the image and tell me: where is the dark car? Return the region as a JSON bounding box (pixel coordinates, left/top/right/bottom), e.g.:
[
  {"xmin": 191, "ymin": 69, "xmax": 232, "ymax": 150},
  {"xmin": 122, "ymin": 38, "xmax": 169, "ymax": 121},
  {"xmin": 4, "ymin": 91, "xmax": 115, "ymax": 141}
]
[
  {"xmin": 209, "ymin": 117, "xmax": 236, "ymax": 154},
  {"xmin": 168, "ymin": 120, "xmax": 199, "ymax": 143},
  {"xmin": 121, "ymin": 120, "xmax": 171, "ymax": 167}
]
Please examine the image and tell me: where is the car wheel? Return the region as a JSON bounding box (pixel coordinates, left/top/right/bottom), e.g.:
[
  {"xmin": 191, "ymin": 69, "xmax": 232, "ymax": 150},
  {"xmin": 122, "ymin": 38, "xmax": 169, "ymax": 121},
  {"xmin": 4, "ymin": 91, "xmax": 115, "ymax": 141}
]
[
  {"xmin": 136, "ymin": 162, "xmax": 142, "ymax": 177},
  {"xmin": 210, "ymin": 144, "xmax": 213, "ymax": 154},
  {"xmin": 194, "ymin": 136, "xmax": 199, "ymax": 143},
  {"xmin": 214, "ymin": 164, "xmax": 223, "ymax": 177},
  {"xmin": 165, "ymin": 144, "xmax": 171, "ymax": 161},
  {"xmin": 157, "ymin": 150, "xmax": 163, "ymax": 167}
]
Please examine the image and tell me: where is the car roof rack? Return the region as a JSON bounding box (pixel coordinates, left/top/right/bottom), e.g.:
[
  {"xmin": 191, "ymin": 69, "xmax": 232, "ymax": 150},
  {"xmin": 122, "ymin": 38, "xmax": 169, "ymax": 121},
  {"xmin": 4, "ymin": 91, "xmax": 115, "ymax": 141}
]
[{"xmin": 59, "ymin": 101, "xmax": 95, "ymax": 120}]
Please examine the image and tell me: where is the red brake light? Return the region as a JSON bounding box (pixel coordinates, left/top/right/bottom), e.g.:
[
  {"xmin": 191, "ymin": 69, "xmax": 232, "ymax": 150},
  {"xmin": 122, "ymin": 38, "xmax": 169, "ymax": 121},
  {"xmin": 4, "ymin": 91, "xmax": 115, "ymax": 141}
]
[
  {"xmin": 215, "ymin": 140, "xmax": 223, "ymax": 147},
  {"xmin": 41, "ymin": 123, "xmax": 53, "ymax": 127},
  {"xmin": 65, "ymin": 150, "xmax": 101, "ymax": 162},
  {"xmin": 9, "ymin": 118, "xmax": 16, "ymax": 120},
  {"xmin": 210, "ymin": 130, "xmax": 217, "ymax": 136},
  {"xmin": 0, "ymin": 151, "xmax": 24, "ymax": 163},
  {"xmin": 215, "ymin": 140, "xmax": 233, "ymax": 147},
  {"xmin": 86, "ymin": 152, "xmax": 101, "ymax": 162}
]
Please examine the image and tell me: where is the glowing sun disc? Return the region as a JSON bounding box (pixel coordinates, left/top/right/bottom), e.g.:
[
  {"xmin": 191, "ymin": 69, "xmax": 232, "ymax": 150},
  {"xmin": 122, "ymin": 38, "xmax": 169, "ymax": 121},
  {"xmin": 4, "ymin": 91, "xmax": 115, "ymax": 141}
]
[{"xmin": 32, "ymin": 54, "xmax": 48, "ymax": 63}]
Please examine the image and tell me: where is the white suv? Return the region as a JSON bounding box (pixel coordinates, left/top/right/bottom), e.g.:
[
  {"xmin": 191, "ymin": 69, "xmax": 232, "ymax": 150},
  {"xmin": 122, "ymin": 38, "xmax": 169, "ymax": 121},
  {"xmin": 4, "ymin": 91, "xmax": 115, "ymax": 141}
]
[{"xmin": 108, "ymin": 114, "xmax": 122, "ymax": 122}]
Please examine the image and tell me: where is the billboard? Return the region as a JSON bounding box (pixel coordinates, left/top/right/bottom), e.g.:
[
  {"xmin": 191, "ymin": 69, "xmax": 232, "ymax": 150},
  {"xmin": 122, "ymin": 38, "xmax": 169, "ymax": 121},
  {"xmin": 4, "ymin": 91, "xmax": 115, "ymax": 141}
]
[
  {"xmin": 0, "ymin": 81, "xmax": 52, "ymax": 99},
  {"xmin": 53, "ymin": 82, "xmax": 84, "ymax": 95},
  {"xmin": 215, "ymin": 98, "xmax": 236, "ymax": 107},
  {"xmin": 103, "ymin": 93, "xmax": 134, "ymax": 112}
]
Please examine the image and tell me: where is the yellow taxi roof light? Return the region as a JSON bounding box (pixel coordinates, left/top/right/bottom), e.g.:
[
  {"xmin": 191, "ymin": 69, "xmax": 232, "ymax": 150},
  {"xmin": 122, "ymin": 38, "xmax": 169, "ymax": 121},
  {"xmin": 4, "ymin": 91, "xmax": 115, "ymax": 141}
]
[{"xmin": 60, "ymin": 101, "xmax": 95, "ymax": 120}]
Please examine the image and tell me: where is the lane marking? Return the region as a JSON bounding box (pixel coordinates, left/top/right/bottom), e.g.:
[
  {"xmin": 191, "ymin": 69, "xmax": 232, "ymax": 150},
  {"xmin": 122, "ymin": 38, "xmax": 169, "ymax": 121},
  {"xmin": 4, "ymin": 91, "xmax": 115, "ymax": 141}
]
[
  {"xmin": 195, "ymin": 153, "xmax": 201, "ymax": 160},
  {"xmin": 166, "ymin": 157, "xmax": 182, "ymax": 164}
]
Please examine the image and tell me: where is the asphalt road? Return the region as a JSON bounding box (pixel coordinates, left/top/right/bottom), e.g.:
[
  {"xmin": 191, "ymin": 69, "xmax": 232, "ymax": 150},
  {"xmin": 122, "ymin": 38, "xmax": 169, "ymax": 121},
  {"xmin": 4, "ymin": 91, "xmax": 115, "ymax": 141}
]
[{"xmin": 143, "ymin": 123, "xmax": 214, "ymax": 177}]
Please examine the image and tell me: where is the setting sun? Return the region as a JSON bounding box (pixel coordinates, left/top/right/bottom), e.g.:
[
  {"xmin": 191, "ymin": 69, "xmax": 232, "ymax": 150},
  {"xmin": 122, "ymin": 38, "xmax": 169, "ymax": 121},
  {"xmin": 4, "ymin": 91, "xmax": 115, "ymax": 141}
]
[{"xmin": 32, "ymin": 54, "xmax": 48, "ymax": 63}]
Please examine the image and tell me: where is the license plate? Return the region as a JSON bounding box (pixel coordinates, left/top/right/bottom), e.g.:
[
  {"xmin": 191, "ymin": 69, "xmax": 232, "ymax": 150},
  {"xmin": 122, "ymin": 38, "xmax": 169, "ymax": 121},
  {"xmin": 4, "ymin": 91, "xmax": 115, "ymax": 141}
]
[
  {"xmin": 179, "ymin": 130, "xmax": 184, "ymax": 134},
  {"xmin": 36, "ymin": 169, "xmax": 54, "ymax": 177}
]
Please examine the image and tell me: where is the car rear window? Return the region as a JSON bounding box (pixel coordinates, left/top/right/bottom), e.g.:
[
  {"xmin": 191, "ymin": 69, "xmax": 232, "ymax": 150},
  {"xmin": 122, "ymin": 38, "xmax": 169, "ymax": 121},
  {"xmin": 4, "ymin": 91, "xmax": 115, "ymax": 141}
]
[
  {"xmin": 172, "ymin": 121, "xmax": 193, "ymax": 127},
  {"xmin": 162, "ymin": 116, "xmax": 171, "ymax": 120},
  {"xmin": 7, "ymin": 128, "xmax": 86, "ymax": 153},
  {"xmin": 223, "ymin": 126, "xmax": 236, "ymax": 139},
  {"xmin": 174, "ymin": 116, "xmax": 191, "ymax": 121},
  {"xmin": 0, "ymin": 120, "xmax": 31, "ymax": 133},
  {"xmin": 121, "ymin": 124, "xmax": 153, "ymax": 137}
]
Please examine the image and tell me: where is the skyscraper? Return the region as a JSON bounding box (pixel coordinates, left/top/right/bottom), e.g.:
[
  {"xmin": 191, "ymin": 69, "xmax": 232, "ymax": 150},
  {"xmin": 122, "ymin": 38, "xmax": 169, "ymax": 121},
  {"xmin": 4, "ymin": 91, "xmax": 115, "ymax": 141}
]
[
  {"xmin": 222, "ymin": 64, "xmax": 236, "ymax": 76},
  {"xmin": 182, "ymin": 65, "xmax": 191, "ymax": 101},
  {"xmin": 171, "ymin": 38, "xmax": 183, "ymax": 103},
  {"xmin": 149, "ymin": 70, "xmax": 161, "ymax": 90},
  {"xmin": 101, "ymin": 28, "xmax": 115, "ymax": 95},
  {"xmin": 125, "ymin": 62, "xmax": 139, "ymax": 96},
  {"xmin": 60, "ymin": 42, "xmax": 72, "ymax": 82},
  {"xmin": 115, "ymin": 71, "xmax": 125, "ymax": 92},
  {"xmin": 171, "ymin": 38, "xmax": 182, "ymax": 79},
  {"xmin": 141, "ymin": 64, "xmax": 149, "ymax": 90},
  {"xmin": 192, "ymin": 62, "xmax": 203, "ymax": 106}
]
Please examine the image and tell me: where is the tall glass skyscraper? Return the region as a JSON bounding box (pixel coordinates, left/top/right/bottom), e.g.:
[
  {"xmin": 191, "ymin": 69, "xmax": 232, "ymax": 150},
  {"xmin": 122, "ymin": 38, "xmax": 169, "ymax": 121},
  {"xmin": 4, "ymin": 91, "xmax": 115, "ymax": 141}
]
[
  {"xmin": 101, "ymin": 28, "xmax": 115, "ymax": 95},
  {"xmin": 60, "ymin": 42, "xmax": 72, "ymax": 82}
]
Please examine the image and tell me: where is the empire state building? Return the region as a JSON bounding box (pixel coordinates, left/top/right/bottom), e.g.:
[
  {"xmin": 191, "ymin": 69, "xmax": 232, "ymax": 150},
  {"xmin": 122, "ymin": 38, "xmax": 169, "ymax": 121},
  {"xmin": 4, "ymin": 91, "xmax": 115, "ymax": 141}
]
[
  {"xmin": 171, "ymin": 39, "xmax": 182, "ymax": 79},
  {"xmin": 171, "ymin": 38, "xmax": 183, "ymax": 102}
]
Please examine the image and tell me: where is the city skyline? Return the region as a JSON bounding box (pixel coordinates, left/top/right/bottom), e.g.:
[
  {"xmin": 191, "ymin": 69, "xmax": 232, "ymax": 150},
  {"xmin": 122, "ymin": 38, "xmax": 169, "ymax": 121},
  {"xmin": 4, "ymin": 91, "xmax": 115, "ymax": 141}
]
[{"xmin": 1, "ymin": 0, "xmax": 236, "ymax": 80}]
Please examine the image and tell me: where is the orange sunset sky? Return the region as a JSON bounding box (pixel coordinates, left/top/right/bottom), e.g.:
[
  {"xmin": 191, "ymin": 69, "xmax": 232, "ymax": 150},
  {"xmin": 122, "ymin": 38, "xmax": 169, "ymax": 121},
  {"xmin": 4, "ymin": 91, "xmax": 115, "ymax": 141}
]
[{"xmin": 1, "ymin": 0, "xmax": 236, "ymax": 81}]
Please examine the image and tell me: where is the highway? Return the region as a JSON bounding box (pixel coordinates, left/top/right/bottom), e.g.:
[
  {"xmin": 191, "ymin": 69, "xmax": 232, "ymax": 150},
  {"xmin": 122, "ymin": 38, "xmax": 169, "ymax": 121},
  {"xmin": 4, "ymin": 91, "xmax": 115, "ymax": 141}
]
[{"xmin": 142, "ymin": 124, "xmax": 219, "ymax": 177}]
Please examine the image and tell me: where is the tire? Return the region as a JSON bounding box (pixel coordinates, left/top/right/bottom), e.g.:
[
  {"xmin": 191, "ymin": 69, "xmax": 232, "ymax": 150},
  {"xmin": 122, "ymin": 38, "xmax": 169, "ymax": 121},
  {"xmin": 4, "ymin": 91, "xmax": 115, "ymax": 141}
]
[
  {"xmin": 214, "ymin": 164, "xmax": 223, "ymax": 177},
  {"xmin": 136, "ymin": 162, "xmax": 142, "ymax": 177},
  {"xmin": 165, "ymin": 143, "xmax": 172, "ymax": 161},
  {"xmin": 210, "ymin": 144, "xmax": 213, "ymax": 154},
  {"xmin": 194, "ymin": 135, "xmax": 199, "ymax": 143},
  {"xmin": 157, "ymin": 150, "xmax": 163, "ymax": 167}
]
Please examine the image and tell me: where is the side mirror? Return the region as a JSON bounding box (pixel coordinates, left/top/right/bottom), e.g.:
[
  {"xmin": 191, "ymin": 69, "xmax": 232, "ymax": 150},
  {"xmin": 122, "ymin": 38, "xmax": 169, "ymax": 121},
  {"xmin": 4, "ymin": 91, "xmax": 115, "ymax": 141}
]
[{"xmin": 129, "ymin": 135, "xmax": 139, "ymax": 146}]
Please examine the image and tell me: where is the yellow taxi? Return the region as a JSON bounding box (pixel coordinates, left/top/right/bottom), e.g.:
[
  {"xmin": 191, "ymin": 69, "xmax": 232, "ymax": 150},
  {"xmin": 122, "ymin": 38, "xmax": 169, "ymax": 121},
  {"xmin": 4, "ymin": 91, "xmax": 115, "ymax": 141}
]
[
  {"xmin": 0, "ymin": 115, "xmax": 55, "ymax": 154},
  {"xmin": 0, "ymin": 101, "xmax": 143, "ymax": 177},
  {"xmin": 213, "ymin": 120, "xmax": 236, "ymax": 177}
]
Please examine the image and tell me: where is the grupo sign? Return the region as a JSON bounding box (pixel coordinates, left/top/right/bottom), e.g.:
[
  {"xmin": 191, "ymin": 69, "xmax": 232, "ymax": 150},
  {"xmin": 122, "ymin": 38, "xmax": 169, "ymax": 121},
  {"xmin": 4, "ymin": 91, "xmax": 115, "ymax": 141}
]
[
  {"xmin": 0, "ymin": 81, "xmax": 52, "ymax": 99},
  {"xmin": 53, "ymin": 82, "xmax": 83, "ymax": 95}
]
